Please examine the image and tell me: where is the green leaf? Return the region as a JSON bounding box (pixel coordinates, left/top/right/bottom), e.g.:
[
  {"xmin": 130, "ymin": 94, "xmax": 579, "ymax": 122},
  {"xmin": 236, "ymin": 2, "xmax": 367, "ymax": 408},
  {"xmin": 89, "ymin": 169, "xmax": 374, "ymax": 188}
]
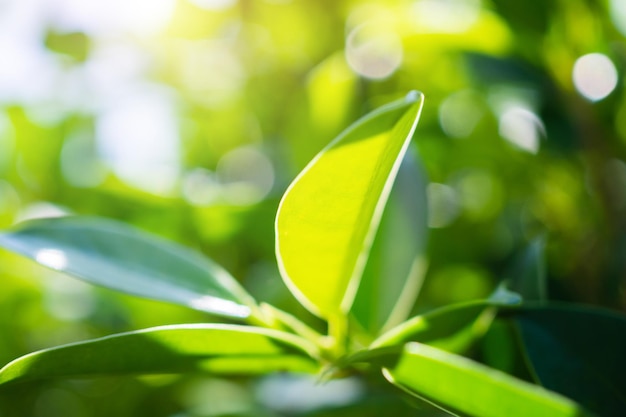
[
  {"xmin": 385, "ymin": 342, "xmax": 593, "ymax": 417},
  {"xmin": 371, "ymin": 288, "xmax": 521, "ymax": 352},
  {"xmin": 0, "ymin": 324, "xmax": 319, "ymax": 386},
  {"xmin": 0, "ymin": 216, "xmax": 257, "ymax": 319},
  {"xmin": 333, "ymin": 290, "xmax": 522, "ymax": 375},
  {"xmin": 350, "ymin": 146, "xmax": 429, "ymax": 336},
  {"xmin": 513, "ymin": 304, "xmax": 626, "ymax": 417},
  {"xmin": 276, "ymin": 91, "xmax": 424, "ymax": 318}
]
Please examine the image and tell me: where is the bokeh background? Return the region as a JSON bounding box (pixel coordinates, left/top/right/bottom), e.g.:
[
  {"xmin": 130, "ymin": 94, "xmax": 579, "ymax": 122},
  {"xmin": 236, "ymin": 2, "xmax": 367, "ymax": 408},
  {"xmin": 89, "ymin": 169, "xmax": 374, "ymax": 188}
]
[{"xmin": 0, "ymin": 0, "xmax": 625, "ymax": 415}]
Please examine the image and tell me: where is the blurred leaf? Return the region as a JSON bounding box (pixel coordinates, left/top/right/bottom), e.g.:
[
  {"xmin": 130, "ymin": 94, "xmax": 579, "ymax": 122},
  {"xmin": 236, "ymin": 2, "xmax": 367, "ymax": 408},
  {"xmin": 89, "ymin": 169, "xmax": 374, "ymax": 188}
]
[
  {"xmin": 44, "ymin": 31, "xmax": 90, "ymax": 61},
  {"xmin": 307, "ymin": 52, "xmax": 357, "ymax": 133},
  {"xmin": 276, "ymin": 91, "xmax": 424, "ymax": 318},
  {"xmin": 480, "ymin": 318, "xmax": 518, "ymax": 374},
  {"xmin": 492, "ymin": 0, "xmax": 552, "ymax": 37},
  {"xmin": 0, "ymin": 324, "xmax": 318, "ymax": 386},
  {"xmin": 506, "ymin": 237, "xmax": 547, "ymax": 302},
  {"xmin": 371, "ymin": 287, "xmax": 521, "ymax": 352},
  {"xmin": 351, "ymin": 146, "xmax": 429, "ymax": 336},
  {"xmin": 385, "ymin": 342, "xmax": 592, "ymax": 417},
  {"xmin": 335, "ymin": 290, "xmax": 522, "ymax": 377},
  {"xmin": 0, "ymin": 217, "xmax": 258, "ymax": 319},
  {"xmin": 166, "ymin": 0, "xmax": 230, "ymax": 39},
  {"xmin": 403, "ymin": 9, "xmax": 512, "ymax": 56},
  {"xmin": 513, "ymin": 304, "xmax": 626, "ymax": 417}
]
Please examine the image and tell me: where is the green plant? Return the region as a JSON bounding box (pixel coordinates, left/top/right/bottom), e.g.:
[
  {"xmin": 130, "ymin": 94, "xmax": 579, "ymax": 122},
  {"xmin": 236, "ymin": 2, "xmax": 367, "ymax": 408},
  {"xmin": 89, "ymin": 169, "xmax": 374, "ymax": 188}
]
[{"xmin": 0, "ymin": 92, "xmax": 623, "ymax": 416}]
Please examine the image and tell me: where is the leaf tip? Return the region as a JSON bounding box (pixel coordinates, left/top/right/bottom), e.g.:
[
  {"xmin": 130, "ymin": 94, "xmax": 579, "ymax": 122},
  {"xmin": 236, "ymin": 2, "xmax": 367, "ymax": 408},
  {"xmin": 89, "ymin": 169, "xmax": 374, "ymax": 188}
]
[{"xmin": 405, "ymin": 90, "xmax": 424, "ymax": 104}]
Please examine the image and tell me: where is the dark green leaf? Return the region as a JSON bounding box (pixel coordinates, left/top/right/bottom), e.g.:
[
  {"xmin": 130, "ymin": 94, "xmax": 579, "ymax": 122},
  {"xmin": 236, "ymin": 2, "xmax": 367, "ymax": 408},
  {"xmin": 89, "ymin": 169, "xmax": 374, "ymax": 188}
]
[
  {"xmin": 506, "ymin": 237, "xmax": 547, "ymax": 302},
  {"xmin": 0, "ymin": 216, "xmax": 258, "ymax": 319},
  {"xmin": 513, "ymin": 304, "xmax": 626, "ymax": 417}
]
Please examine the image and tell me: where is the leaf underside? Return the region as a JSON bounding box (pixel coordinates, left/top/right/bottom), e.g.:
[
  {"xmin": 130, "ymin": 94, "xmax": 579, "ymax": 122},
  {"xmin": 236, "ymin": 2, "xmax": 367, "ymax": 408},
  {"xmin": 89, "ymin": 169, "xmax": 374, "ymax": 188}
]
[
  {"xmin": 0, "ymin": 324, "xmax": 318, "ymax": 386},
  {"xmin": 0, "ymin": 216, "xmax": 256, "ymax": 319},
  {"xmin": 350, "ymin": 146, "xmax": 429, "ymax": 336}
]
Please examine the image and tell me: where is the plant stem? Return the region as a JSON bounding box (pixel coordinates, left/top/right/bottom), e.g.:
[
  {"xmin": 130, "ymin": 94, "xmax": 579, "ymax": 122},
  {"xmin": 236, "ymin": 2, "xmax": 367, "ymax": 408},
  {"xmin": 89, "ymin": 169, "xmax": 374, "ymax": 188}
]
[{"xmin": 328, "ymin": 313, "xmax": 348, "ymax": 359}]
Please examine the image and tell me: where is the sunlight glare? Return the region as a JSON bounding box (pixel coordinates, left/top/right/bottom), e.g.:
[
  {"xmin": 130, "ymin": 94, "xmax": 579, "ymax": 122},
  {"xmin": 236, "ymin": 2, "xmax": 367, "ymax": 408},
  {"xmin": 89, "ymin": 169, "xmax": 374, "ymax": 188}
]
[
  {"xmin": 189, "ymin": 0, "xmax": 237, "ymax": 10},
  {"xmin": 180, "ymin": 41, "xmax": 245, "ymax": 107},
  {"xmin": 0, "ymin": 36, "xmax": 58, "ymax": 104},
  {"xmin": 189, "ymin": 296, "xmax": 251, "ymax": 318},
  {"xmin": 35, "ymin": 249, "xmax": 68, "ymax": 271},
  {"xmin": 572, "ymin": 53, "xmax": 618, "ymax": 102},
  {"xmin": 182, "ymin": 168, "xmax": 221, "ymax": 206},
  {"xmin": 48, "ymin": 0, "xmax": 175, "ymax": 37},
  {"xmin": 610, "ymin": 0, "xmax": 626, "ymax": 36},
  {"xmin": 427, "ymin": 183, "xmax": 460, "ymax": 228},
  {"xmin": 346, "ymin": 23, "xmax": 403, "ymax": 79},
  {"xmin": 61, "ymin": 132, "xmax": 107, "ymax": 188},
  {"xmin": 217, "ymin": 146, "xmax": 275, "ymax": 206},
  {"xmin": 412, "ymin": 0, "xmax": 481, "ymax": 33},
  {"xmin": 439, "ymin": 90, "xmax": 484, "ymax": 138},
  {"xmin": 256, "ymin": 374, "xmax": 363, "ymax": 413},
  {"xmin": 16, "ymin": 202, "xmax": 69, "ymax": 222},
  {"xmin": 499, "ymin": 106, "xmax": 544, "ymax": 154},
  {"xmin": 83, "ymin": 44, "xmax": 151, "ymax": 105},
  {"xmin": 96, "ymin": 85, "xmax": 181, "ymax": 196},
  {"xmin": 44, "ymin": 276, "xmax": 95, "ymax": 321}
]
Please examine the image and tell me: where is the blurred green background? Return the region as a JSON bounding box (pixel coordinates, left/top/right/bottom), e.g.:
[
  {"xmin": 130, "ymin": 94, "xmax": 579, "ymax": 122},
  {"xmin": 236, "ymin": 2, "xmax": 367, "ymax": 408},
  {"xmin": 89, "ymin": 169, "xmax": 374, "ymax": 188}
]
[{"xmin": 0, "ymin": 0, "xmax": 625, "ymax": 415}]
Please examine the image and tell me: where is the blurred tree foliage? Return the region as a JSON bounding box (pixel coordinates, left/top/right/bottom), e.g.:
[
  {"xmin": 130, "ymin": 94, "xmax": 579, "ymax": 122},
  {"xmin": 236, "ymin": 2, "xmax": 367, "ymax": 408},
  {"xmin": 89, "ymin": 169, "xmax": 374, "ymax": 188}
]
[{"xmin": 0, "ymin": 0, "xmax": 625, "ymax": 415}]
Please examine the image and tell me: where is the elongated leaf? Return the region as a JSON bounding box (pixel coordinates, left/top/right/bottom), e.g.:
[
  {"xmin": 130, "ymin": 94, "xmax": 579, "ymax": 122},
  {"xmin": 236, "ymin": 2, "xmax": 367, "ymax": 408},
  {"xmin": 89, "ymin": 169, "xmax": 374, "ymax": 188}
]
[
  {"xmin": 351, "ymin": 146, "xmax": 429, "ymax": 336},
  {"xmin": 0, "ymin": 217, "xmax": 257, "ymax": 319},
  {"xmin": 513, "ymin": 304, "xmax": 626, "ymax": 417},
  {"xmin": 371, "ymin": 287, "xmax": 521, "ymax": 351},
  {"xmin": 332, "ymin": 290, "xmax": 522, "ymax": 376},
  {"xmin": 385, "ymin": 342, "xmax": 593, "ymax": 417},
  {"xmin": 276, "ymin": 91, "xmax": 424, "ymax": 318},
  {"xmin": 0, "ymin": 324, "xmax": 318, "ymax": 386}
]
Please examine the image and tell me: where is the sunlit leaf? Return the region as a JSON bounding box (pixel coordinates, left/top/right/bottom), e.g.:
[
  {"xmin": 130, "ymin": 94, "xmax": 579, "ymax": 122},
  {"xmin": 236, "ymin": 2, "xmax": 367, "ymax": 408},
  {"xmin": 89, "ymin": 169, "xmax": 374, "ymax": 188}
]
[
  {"xmin": 0, "ymin": 324, "xmax": 318, "ymax": 386},
  {"xmin": 0, "ymin": 217, "xmax": 258, "ymax": 319},
  {"xmin": 351, "ymin": 146, "xmax": 429, "ymax": 336},
  {"xmin": 385, "ymin": 342, "xmax": 593, "ymax": 417},
  {"xmin": 513, "ymin": 304, "xmax": 626, "ymax": 417},
  {"xmin": 276, "ymin": 91, "xmax": 424, "ymax": 318}
]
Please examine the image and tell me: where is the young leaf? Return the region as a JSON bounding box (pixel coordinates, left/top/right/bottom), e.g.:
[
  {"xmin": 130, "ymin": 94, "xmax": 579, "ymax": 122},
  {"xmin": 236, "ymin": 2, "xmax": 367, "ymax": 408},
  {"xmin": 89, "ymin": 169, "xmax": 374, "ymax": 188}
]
[
  {"xmin": 0, "ymin": 324, "xmax": 319, "ymax": 386},
  {"xmin": 0, "ymin": 217, "xmax": 257, "ymax": 319},
  {"xmin": 371, "ymin": 288, "xmax": 521, "ymax": 351},
  {"xmin": 331, "ymin": 290, "xmax": 522, "ymax": 376},
  {"xmin": 276, "ymin": 91, "xmax": 424, "ymax": 318},
  {"xmin": 350, "ymin": 146, "xmax": 429, "ymax": 336},
  {"xmin": 513, "ymin": 304, "xmax": 626, "ymax": 417},
  {"xmin": 385, "ymin": 342, "xmax": 594, "ymax": 417}
]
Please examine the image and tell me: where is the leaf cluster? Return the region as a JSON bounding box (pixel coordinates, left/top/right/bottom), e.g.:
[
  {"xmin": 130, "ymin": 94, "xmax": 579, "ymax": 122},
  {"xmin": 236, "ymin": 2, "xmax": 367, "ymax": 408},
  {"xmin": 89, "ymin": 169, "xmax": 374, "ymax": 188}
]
[{"xmin": 1, "ymin": 93, "xmax": 623, "ymax": 416}]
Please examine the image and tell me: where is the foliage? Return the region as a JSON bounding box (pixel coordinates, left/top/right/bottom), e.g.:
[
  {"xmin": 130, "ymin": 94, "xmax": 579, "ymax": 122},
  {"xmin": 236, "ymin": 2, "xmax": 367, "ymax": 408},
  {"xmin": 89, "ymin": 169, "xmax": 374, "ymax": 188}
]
[
  {"xmin": 0, "ymin": 92, "xmax": 622, "ymax": 417},
  {"xmin": 1, "ymin": 0, "xmax": 626, "ymax": 416}
]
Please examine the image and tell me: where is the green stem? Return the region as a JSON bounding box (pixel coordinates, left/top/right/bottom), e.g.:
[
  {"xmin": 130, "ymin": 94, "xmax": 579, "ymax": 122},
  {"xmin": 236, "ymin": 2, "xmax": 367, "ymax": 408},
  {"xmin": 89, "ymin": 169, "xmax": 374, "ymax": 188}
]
[{"xmin": 328, "ymin": 313, "xmax": 349, "ymax": 359}]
